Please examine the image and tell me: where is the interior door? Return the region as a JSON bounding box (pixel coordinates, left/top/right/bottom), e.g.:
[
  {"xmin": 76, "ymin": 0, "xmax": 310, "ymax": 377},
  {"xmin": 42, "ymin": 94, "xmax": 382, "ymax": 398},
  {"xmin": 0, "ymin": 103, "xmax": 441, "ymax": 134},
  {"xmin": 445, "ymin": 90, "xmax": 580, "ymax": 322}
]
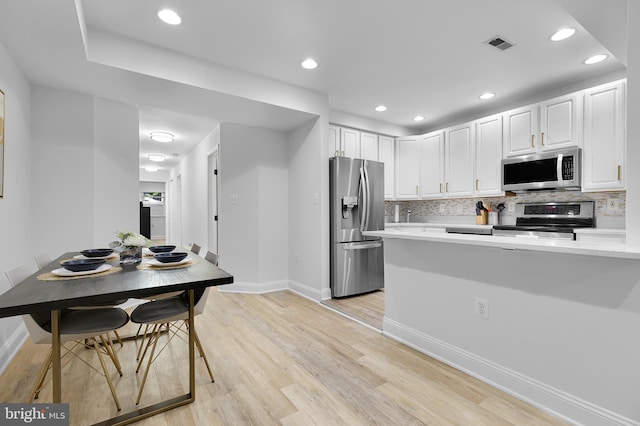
[{"xmin": 208, "ymin": 150, "xmax": 219, "ymax": 254}]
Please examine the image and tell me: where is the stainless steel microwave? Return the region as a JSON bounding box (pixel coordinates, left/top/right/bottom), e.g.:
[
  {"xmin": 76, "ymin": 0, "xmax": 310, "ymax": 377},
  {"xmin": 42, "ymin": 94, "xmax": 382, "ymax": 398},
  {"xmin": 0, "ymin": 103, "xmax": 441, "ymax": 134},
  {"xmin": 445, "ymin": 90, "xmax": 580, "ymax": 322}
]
[{"xmin": 502, "ymin": 147, "xmax": 581, "ymax": 192}]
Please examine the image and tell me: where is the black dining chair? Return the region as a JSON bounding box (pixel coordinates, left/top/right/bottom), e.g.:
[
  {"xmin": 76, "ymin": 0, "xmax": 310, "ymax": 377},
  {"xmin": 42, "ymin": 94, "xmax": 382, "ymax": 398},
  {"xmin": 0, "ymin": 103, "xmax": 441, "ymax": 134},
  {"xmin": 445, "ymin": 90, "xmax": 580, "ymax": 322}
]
[
  {"xmin": 5, "ymin": 263, "xmax": 130, "ymax": 410},
  {"xmin": 129, "ymin": 252, "xmax": 218, "ymax": 404}
]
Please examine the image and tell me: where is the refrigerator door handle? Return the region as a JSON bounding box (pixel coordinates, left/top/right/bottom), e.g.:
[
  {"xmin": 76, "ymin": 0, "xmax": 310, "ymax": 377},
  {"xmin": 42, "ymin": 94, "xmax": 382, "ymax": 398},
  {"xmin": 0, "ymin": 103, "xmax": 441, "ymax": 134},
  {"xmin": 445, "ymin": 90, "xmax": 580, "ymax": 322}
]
[
  {"xmin": 359, "ymin": 165, "xmax": 369, "ymax": 233},
  {"xmin": 343, "ymin": 241, "xmax": 382, "ymax": 250}
]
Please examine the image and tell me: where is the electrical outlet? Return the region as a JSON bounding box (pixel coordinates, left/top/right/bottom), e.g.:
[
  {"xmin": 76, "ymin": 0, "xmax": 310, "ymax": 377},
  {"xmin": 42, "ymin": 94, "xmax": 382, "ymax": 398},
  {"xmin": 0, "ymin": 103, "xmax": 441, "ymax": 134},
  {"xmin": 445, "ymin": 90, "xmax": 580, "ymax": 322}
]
[
  {"xmin": 607, "ymin": 198, "xmax": 619, "ymax": 211},
  {"xmin": 507, "ymin": 202, "xmax": 515, "ymax": 213},
  {"xmin": 474, "ymin": 297, "xmax": 489, "ymax": 319},
  {"xmin": 295, "ymin": 253, "xmax": 300, "ymax": 263},
  {"xmin": 230, "ymin": 194, "xmax": 239, "ymax": 205}
]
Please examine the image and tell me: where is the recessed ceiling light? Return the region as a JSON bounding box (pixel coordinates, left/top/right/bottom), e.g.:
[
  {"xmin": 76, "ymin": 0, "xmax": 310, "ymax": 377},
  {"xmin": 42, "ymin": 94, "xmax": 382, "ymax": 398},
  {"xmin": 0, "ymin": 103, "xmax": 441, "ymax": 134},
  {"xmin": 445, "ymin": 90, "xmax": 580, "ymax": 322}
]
[
  {"xmin": 413, "ymin": 115, "xmax": 425, "ymax": 122},
  {"xmin": 375, "ymin": 105, "xmax": 387, "ymax": 112},
  {"xmin": 301, "ymin": 58, "xmax": 318, "ymax": 69},
  {"xmin": 145, "ymin": 165, "xmax": 159, "ymax": 172},
  {"xmin": 158, "ymin": 9, "xmax": 182, "ymax": 25},
  {"xmin": 148, "ymin": 154, "xmax": 166, "ymax": 162},
  {"xmin": 584, "ymin": 54, "xmax": 608, "ymax": 65},
  {"xmin": 550, "ymin": 28, "xmax": 576, "ymax": 42},
  {"xmin": 150, "ymin": 132, "xmax": 174, "ymax": 143},
  {"xmin": 479, "ymin": 92, "xmax": 495, "ymax": 100}
]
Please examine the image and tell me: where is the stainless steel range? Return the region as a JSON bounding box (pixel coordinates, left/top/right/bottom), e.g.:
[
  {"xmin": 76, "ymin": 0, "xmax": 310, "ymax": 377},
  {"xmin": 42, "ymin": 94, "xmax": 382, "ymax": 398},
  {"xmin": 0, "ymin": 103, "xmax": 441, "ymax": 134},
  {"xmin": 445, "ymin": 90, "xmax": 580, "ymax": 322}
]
[{"xmin": 492, "ymin": 201, "xmax": 595, "ymax": 240}]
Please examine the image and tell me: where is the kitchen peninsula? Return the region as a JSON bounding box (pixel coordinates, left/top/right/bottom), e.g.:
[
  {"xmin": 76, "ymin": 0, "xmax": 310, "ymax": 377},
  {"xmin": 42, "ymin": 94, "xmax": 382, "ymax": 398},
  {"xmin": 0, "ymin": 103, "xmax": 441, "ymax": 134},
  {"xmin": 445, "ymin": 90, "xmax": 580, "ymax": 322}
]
[{"xmin": 364, "ymin": 227, "xmax": 640, "ymax": 426}]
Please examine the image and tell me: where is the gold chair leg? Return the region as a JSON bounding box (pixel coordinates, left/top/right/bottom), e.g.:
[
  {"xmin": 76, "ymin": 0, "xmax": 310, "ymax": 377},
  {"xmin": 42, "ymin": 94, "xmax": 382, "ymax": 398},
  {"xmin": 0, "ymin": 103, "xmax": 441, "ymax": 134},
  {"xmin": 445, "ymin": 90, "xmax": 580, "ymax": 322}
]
[
  {"xmin": 193, "ymin": 329, "xmax": 215, "ymax": 382},
  {"xmin": 136, "ymin": 325, "xmax": 162, "ymax": 405},
  {"xmin": 103, "ymin": 333, "xmax": 123, "ymax": 376},
  {"xmin": 113, "ymin": 330, "xmax": 124, "ymax": 347},
  {"xmin": 29, "ymin": 347, "xmax": 53, "ymax": 402},
  {"xmin": 94, "ymin": 336, "xmax": 121, "ymax": 411},
  {"xmin": 136, "ymin": 324, "xmax": 159, "ymax": 373},
  {"xmin": 136, "ymin": 324, "xmax": 151, "ymax": 361}
]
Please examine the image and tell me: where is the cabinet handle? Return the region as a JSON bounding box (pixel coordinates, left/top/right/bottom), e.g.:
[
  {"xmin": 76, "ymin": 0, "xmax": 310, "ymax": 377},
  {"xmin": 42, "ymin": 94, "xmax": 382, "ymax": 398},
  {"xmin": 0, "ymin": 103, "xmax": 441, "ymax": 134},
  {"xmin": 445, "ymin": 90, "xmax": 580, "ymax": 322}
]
[
  {"xmin": 439, "ymin": 183, "xmax": 443, "ymax": 193},
  {"xmin": 541, "ymin": 132, "xmax": 545, "ymax": 146},
  {"xmin": 475, "ymin": 179, "xmax": 479, "ymax": 190},
  {"xmin": 618, "ymin": 165, "xmax": 622, "ymax": 181},
  {"xmin": 531, "ymin": 134, "xmax": 535, "ymax": 148},
  {"xmin": 335, "ymin": 150, "xmax": 339, "ymax": 156},
  {"xmin": 416, "ymin": 186, "xmax": 419, "ymax": 195},
  {"xmin": 446, "ymin": 183, "xmax": 449, "ymax": 192}
]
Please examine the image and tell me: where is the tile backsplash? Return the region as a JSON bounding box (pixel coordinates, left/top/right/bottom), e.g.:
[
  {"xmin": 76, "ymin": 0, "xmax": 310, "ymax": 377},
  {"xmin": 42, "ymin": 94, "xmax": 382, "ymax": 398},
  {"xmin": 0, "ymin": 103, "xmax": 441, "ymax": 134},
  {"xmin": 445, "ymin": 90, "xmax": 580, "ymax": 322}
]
[{"xmin": 385, "ymin": 191, "xmax": 626, "ymax": 229}]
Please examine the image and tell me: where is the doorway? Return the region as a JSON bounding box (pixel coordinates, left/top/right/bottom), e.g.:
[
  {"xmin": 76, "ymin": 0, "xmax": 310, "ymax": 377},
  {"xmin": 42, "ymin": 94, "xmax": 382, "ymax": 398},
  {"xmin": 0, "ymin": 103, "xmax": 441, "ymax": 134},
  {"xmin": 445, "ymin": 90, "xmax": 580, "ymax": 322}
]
[
  {"xmin": 207, "ymin": 150, "xmax": 219, "ymax": 254},
  {"xmin": 169, "ymin": 175, "xmax": 183, "ymax": 246}
]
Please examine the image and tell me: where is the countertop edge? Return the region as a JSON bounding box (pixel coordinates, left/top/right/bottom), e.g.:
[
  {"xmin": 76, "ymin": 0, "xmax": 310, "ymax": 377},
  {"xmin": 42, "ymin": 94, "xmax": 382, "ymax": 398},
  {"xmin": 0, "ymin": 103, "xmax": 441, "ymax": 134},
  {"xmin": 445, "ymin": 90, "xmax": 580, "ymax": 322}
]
[{"xmin": 365, "ymin": 230, "xmax": 640, "ymax": 260}]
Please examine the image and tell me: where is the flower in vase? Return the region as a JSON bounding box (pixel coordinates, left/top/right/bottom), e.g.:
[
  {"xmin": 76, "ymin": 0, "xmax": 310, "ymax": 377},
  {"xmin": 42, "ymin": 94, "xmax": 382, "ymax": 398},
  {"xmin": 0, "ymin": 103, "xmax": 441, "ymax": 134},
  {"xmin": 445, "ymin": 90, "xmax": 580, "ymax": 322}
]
[{"xmin": 110, "ymin": 231, "xmax": 151, "ymax": 251}]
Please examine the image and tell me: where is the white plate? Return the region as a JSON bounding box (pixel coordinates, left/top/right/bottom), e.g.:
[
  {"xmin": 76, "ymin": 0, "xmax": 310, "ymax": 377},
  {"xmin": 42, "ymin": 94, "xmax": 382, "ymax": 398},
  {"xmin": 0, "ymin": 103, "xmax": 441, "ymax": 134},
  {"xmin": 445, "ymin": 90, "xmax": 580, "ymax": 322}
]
[
  {"xmin": 52, "ymin": 264, "xmax": 113, "ymax": 277},
  {"xmin": 74, "ymin": 253, "xmax": 118, "ymax": 260},
  {"xmin": 147, "ymin": 257, "xmax": 190, "ymax": 267}
]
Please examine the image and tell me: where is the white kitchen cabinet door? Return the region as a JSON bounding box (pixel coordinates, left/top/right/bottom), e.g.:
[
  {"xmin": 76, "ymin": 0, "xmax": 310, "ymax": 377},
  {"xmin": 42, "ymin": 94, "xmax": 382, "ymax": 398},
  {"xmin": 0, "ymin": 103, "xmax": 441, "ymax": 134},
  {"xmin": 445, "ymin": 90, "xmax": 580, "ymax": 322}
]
[
  {"xmin": 582, "ymin": 81, "xmax": 626, "ymax": 191},
  {"xmin": 396, "ymin": 137, "xmax": 420, "ymax": 199},
  {"xmin": 419, "ymin": 131, "xmax": 445, "ymax": 198},
  {"xmin": 340, "ymin": 128, "xmax": 360, "ymax": 158},
  {"xmin": 360, "ymin": 131, "xmax": 378, "ymax": 161},
  {"xmin": 540, "ymin": 93, "xmax": 580, "ymax": 152},
  {"xmin": 329, "ymin": 124, "xmax": 340, "ymax": 157},
  {"xmin": 445, "ymin": 123, "xmax": 474, "ymax": 197},
  {"xmin": 503, "ymin": 105, "xmax": 539, "ymax": 157},
  {"xmin": 475, "ymin": 114, "xmax": 504, "ymax": 196},
  {"xmin": 379, "ymin": 135, "xmax": 395, "ymax": 199}
]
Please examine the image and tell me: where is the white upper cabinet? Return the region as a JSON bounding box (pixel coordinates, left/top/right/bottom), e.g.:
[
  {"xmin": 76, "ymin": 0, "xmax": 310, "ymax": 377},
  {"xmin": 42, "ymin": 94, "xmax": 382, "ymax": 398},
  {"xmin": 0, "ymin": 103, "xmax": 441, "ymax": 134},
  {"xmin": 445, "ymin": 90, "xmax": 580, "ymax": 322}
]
[
  {"xmin": 360, "ymin": 131, "xmax": 379, "ymax": 161},
  {"xmin": 503, "ymin": 105, "xmax": 539, "ymax": 157},
  {"xmin": 445, "ymin": 123, "xmax": 475, "ymax": 197},
  {"xmin": 582, "ymin": 81, "xmax": 626, "ymax": 192},
  {"xmin": 396, "ymin": 136, "xmax": 420, "ymax": 199},
  {"xmin": 329, "ymin": 125, "xmax": 340, "ymax": 157},
  {"xmin": 540, "ymin": 93, "xmax": 581, "ymax": 152},
  {"xmin": 474, "ymin": 114, "xmax": 504, "ymax": 196},
  {"xmin": 419, "ymin": 131, "xmax": 445, "ymax": 198},
  {"xmin": 378, "ymin": 135, "xmax": 395, "ymax": 198},
  {"xmin": 341, "ymin": 127, "xmax": 361, "ymax": 158},
  {"xmin": 504, "ymin": 94, "xmax": 580, "ymax": 157}
]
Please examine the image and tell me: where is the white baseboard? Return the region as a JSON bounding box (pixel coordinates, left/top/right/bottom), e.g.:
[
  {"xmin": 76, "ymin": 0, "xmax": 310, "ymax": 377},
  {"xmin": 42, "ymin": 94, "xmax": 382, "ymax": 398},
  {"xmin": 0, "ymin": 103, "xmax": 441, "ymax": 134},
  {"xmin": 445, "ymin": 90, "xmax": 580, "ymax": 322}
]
[
  {"xmin": 0, "ymin": 322, "xmax": 28, "ymax": 375},
  {"xmin": 383, "ymin": 317, "xmax": 638, "ymax": 426},
  {"xmin": 217, "ymin": 280, "xmax": 289, "ymax": 294},
  {"xmin": 288, "ymin": 280, "xmax": 326, "ymax": 302}
]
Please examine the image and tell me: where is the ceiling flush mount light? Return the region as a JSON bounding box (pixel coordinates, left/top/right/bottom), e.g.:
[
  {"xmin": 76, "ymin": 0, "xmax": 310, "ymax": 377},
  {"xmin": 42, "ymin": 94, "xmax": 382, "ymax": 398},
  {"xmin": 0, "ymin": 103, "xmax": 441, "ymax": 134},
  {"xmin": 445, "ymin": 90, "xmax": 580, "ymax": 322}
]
[
  {"xmin": 374, "ymin": 105, "xmax": 387, "ymax": 112},
  {"xmin": 145, "ymin": 165, "xmax": 159, "ymax": 172},
  {"xmin": 550, "ymin": 28, "xmax": 576, "ymax": 42},
  {"xmin": 413, "ymin": 115, "xmax": 425, "ymax": 122},
  {"xmin": 300, "ymin": 58, "xmax": 318, "ymax": 70},
  {"xmin": 584, "ymin": 54, "xmax": 608, "ymax": 65},
  {"xmin": 150, "ymin": 132, "xmax": 174, "ymax": 143},
  {"xmin": 158, "ymin": 9, "xmax": 182, "ymax": 25},
  {"xmin": 148, "ymin": 154, "xmax": 166, "ymax": 162},
  {"xmin": 479, "ymin": 92, "xmax": 495, "ymax": 100}
]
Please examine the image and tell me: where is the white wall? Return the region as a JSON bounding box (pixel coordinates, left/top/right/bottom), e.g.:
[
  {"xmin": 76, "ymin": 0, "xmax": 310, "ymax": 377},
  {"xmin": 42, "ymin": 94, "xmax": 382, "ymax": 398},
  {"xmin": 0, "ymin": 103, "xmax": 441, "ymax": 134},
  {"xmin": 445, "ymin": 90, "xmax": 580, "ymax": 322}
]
[
  {"xmin": 287, "ymin": 117, "xmax": 329, "ymax": 300},
  {"xmin": 217, "ymin": 123, "xmax": 289, "ymax": 289},
  {"xmin": 625, "ymin": 1, "xmax": 640, "ymax": 245},
  {"xmin": 0, "ymin": 41, "xmax": 32, "ymax": 373},
  {"xmin": 30, "ymin": 87, "xmax": 139, "ymax": 254}
]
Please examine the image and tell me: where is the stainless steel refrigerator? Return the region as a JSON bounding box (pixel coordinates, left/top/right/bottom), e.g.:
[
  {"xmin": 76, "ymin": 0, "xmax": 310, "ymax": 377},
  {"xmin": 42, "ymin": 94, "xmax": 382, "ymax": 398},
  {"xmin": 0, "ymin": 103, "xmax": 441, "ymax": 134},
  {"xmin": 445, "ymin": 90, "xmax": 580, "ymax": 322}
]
[{"xmin": 330, "ymin": 157, "xmax": 385, "ymax": 298}]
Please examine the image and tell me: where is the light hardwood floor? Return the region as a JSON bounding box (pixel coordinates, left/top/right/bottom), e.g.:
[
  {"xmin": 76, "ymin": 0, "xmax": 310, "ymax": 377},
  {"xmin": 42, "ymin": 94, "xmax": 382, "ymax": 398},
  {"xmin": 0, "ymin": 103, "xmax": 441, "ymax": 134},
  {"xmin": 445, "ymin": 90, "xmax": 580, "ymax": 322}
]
[
  {"xmin": 321, "ymin": 290, "xmax": 384, "ymax": 330},
  {"xmin": 0, "ymin": 289, "xmax": 568, "ymax": 425}
]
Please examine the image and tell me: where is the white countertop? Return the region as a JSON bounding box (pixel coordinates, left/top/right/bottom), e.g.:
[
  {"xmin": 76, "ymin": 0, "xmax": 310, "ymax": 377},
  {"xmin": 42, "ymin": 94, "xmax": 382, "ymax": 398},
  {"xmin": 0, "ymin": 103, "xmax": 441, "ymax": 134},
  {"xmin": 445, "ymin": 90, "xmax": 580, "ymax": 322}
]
[{"xmin": 366, "ymin": 227, "xmax": 640, "ymax": 260}]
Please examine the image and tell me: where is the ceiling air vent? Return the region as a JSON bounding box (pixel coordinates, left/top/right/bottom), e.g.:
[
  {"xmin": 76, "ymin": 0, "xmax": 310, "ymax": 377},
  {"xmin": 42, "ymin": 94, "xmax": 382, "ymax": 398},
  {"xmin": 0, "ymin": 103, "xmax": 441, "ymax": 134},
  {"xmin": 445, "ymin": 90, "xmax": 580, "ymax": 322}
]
[{"xmin": 486, "ymin": 36, "xmax": 515, "ymax": 51}]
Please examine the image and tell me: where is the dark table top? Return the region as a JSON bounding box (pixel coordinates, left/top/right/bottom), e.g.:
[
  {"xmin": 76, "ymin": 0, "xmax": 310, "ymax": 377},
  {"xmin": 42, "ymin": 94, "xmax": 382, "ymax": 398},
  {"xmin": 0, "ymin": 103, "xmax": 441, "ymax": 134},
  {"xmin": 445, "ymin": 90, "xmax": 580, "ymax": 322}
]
[{"xmin": 0, "ymin": 252, "xmax": 234, "ymax": 318}]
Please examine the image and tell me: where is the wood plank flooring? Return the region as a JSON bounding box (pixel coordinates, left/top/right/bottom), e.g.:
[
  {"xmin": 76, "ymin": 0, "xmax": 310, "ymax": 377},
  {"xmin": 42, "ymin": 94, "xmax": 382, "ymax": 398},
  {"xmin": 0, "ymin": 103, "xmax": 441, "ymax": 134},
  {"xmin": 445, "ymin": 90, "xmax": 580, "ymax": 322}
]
[
  {"xmin": 321, "ymin": 290, "xmax": 384, "ymax": 330},
  {"xmin": 0, "ymin": 289, "xmax": 569, "ymax": 425}
]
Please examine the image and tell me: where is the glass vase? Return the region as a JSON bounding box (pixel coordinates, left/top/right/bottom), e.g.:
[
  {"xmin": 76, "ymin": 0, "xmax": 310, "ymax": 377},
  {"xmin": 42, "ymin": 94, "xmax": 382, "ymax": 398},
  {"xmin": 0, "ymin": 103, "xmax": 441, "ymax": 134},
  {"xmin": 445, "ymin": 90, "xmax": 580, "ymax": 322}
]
[{"xmin": 119, "ymin": 246, "xmax": 142, "ymax": 265}]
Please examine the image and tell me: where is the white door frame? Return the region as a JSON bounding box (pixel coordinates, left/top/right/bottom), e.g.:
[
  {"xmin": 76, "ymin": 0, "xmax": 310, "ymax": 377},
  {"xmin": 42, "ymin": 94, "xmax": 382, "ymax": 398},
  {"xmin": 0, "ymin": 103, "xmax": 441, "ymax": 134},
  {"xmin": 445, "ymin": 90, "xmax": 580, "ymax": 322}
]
[
  {"xmin": 207, "ymin": 149, "xmax": 219, "ymax": 254},
  {"xmin": 169, "ymin": 175, "xmax": 183, "ymax": 246}
]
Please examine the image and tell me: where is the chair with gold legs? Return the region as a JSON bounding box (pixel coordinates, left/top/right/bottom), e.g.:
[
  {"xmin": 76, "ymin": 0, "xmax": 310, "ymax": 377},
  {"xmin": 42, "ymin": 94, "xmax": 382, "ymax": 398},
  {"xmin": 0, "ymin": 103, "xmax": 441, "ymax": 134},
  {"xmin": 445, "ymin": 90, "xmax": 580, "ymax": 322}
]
[
  {"xmin": 5, "ymin": 263, "xmax": 130, "ymax": 410},
  {"xmin": 130, "ymin": 252, "xmax": 218, "ymax": 404}
]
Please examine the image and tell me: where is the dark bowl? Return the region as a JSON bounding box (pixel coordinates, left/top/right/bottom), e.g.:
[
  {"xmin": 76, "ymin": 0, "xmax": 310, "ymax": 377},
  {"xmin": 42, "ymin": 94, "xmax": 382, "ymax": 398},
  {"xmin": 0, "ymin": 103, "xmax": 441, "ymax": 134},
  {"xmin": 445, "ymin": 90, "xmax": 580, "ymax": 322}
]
[
  {"xmin": 149, "ymin": 245, "xmax": 176, "ymax": 253},
  {"xmin": 154, "ymin": 252, "xmax": 188, "ymax": 263},
  {"xmin": 81, "ymin": 248, "xmax": 114, "ymax": 258},
  {"xmin": 61, "ymin": 258, "xmax": 106, "ymax": 272}
]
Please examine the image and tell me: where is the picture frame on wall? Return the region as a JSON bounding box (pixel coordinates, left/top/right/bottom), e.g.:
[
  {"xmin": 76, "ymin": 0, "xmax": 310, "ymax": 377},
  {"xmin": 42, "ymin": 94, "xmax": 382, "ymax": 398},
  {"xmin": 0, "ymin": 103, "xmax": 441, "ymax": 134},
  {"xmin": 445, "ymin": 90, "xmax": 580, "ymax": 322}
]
[{"xmin": 0, "ymin": 88, "xmax": 4, "ymax": 198}]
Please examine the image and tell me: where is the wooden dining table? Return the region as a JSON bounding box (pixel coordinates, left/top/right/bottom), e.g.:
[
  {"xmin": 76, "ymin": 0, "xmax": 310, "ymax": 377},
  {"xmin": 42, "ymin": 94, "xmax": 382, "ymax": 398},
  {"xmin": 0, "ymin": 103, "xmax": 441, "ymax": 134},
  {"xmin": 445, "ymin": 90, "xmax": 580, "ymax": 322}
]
[{"xmin": 0, "ymin": 251, "xmax": 234, "ymax": 425}]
